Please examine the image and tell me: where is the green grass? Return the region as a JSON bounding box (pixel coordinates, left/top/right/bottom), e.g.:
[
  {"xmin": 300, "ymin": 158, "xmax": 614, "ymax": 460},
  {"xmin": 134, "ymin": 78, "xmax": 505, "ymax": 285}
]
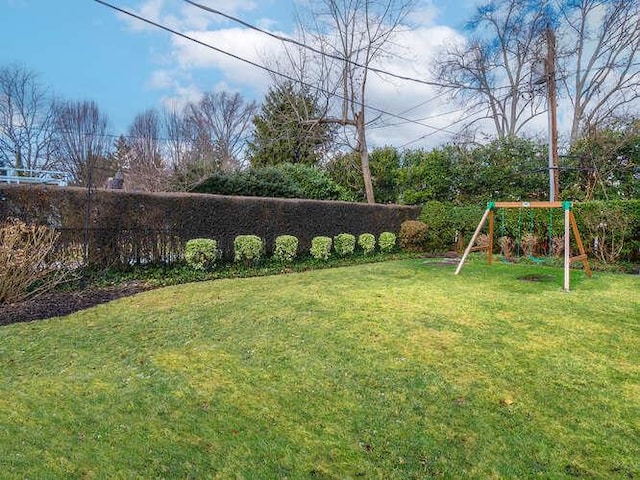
[{"xmin": 1, "ymin": 260, "xmax": 638, "ymax": 478}]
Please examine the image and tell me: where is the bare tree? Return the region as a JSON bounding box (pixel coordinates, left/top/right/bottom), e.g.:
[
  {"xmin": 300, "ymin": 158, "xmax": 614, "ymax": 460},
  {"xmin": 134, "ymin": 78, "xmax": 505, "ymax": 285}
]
[
  {"xmin": 0, "ymin": 64, "xmax": 58, "ymax": 172},
  {"xmin": 162, "ymin": 103, "xmax": 213, "ymax": 191},
  {"xmin": 286, "ymin": 0, "xmax": 416, "ymax": 203},
  {"xmin": 162, "ymin": 103, "xmax": 191, "ymax": 170},
  {"xmin": 559, "ymin": 0, "xmax": 640, "ymax": 142},
  {"xmin": 433, "ymin": 0, "xmax": 548, "ymax": 140},
  {"xmin": 186, "ymin": 92, "xmax": 258, "ymax": 172},
  {"xmin": 54, "ymin": 100, "xmax": 111, "ymax": 187},
  {"xmin": 127, "ymin": 109, "xmax": 169, "ymax": 191},
  {"xmin": 433, "ymin": 0, "xmax": 640, "ymax": 144}
]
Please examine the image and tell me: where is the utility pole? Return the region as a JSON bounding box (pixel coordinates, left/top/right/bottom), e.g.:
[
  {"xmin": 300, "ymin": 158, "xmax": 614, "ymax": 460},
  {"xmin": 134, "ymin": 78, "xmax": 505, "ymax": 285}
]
[{"xmin": 546, "ymin": 25, "xmax": 560, "ymax": 201}]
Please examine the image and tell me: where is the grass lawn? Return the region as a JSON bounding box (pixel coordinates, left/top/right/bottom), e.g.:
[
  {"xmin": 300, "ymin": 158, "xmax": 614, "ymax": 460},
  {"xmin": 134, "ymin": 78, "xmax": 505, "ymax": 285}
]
[{"xmin": 0, "ymin": 259, "xmax": 638, "ymax": 478}]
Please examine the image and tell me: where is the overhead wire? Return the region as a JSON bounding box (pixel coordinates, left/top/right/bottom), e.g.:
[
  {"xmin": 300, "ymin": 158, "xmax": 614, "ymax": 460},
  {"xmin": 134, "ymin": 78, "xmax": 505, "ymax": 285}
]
[
  {"xmin": 92, "ymin": 0, "xmax": 461, "ymax": 138},
  {"xmin": 182, "ymin": 0, "xmax": 441, "ymax": 88},
  {"xmin": 181, "ymin": 0, "xmax": 541, "ymax": 125}
]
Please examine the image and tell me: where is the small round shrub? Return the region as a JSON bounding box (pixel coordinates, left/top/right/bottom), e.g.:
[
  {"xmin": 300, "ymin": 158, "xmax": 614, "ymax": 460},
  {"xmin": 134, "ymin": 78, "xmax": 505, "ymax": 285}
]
[
  {"xmin": 334, "ymin": 233, "xmax": 355, "ymax": 256},
  {"xmin": 185, "ymin": 238, "xmax": 219, "ymax": 271},
  {"xmin": 234, "ymin": 235, "xmax": 264, "ymax": 264},
  {"xmin": 273, "ymin": 235, "xmax": 299, "ymax": 263},
  {"xmin": 399, "ymin": 220, "xmax": 428, "ymax": 252},
  {"xmin": 378, "ymin": 231, "xmax": 397, "ymax": 253},
  {"xmin": 310, "ymin": 236, "xmax": 332, "ymax": 261},
  {"xmin": 358, "ymin": 233, "xmax": 376, "ymax": 255}
]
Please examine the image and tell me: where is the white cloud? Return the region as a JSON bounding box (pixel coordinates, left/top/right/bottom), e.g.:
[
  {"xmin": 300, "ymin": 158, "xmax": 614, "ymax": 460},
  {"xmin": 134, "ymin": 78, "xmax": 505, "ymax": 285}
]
[
  {"xmin": 407, "ymin": 1, "xmax": 440, "ymax": 26},
  {"xmin": 147, "ymin": 69, "xmax": 174, "ymax": 89},
  {"xmin": 171, "ymin": 27, "xmax": 285, "ymax": 93},
  {"xmin": 364, "ymin": 25, "xmax": 467, "ymax": 148},
  {"xmin": 115, "ymin": 0, "xmax": 486, "ymax": 149},
  {"xmin": 118, "ymin": 0, "xmax": 260, "ymax": 32},
  {"xmin": 160, "ymin": 83, "xmax": 204, "ymax": 111},
  {"xmin": 118, "ymin": 0, "xmax": 165, "ymax": 32}
]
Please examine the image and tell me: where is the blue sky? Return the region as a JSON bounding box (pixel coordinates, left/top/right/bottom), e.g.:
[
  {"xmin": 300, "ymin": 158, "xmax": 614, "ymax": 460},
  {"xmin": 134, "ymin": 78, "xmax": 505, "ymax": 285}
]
[{"xmin": 1, "ymin": 0, "xmax": 479, "ymax": 148}]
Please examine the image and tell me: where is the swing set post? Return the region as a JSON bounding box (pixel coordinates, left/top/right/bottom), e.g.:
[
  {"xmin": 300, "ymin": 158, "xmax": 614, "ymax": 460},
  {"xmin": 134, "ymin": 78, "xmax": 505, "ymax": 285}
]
[
  {"xmin": 454, "ymin": 202, "xmax": 494, "ymax": 275},
  {"xmin": 455, "ymin": 200, "xmax": 591, "ymax": 291}
]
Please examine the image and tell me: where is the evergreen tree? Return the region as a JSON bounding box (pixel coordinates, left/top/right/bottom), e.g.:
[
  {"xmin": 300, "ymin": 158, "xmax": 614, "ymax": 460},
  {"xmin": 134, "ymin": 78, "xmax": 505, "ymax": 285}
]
[{"xmin": 248, "ymin": 82, "xmax": 334, "ymax": 167}]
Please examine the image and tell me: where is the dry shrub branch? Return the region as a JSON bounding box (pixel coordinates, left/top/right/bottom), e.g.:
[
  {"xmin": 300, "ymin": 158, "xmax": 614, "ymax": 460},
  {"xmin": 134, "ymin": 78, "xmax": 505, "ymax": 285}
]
[{"xmin": 0, "ymin": 218, "xmax": 76, "ymax": 304}]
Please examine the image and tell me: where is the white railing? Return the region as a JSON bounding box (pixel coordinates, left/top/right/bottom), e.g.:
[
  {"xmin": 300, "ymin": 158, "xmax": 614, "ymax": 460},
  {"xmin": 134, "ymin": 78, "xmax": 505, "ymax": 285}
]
[{"xmin": 0, "ymin": 167, "xmax": 70, "ymax": 187}]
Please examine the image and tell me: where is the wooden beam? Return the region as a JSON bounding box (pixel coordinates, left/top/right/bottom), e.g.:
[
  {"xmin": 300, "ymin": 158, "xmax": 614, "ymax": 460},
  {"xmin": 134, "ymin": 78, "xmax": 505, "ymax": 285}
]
[
  {"xmin": 455, "ymin": 207, "xmax": 491, "ymax": 275},
  {"xmin": 569, "ymin": 211, "xmax": 592, "ymax": 277},
  {"xmin": 493, "ymin": 201, "xmax": 564, "ymax": 209}
]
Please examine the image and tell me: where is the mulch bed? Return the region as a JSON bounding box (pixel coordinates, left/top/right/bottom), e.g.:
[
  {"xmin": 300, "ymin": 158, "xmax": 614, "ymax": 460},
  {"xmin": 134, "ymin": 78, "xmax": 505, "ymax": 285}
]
[{"xmin": 0, "ymin": 282, "xmax": 154, "ymax": 326}]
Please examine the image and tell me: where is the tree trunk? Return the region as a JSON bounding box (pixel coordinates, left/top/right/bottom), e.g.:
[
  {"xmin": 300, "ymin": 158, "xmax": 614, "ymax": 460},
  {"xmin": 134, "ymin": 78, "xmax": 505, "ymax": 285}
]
[{"xmin": 356, "ymin": 112, "xmax": 375, "ymax": 204}]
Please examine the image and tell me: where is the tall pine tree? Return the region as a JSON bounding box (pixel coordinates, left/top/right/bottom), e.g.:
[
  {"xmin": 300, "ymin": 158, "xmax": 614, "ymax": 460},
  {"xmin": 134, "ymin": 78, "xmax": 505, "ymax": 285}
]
[{"xmin": 248, "ymin": 82, "xmax": 334, "ymax": 167}]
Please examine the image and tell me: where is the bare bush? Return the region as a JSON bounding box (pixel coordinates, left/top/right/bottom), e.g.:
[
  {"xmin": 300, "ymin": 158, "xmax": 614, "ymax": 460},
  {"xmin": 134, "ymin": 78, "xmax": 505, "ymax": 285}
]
[
  {"xmin": 552, "ymin": 236, "xmax": 564, "ymax": 258},
  {"xmin": 520, "ymin": 233, "xmax": 539, "ymax": 257},
  {"xmin": 0, "ymin": 218, "xmax": 76, "ymax": 304},
  {"xmin": 498, "ymin": 236, "xmax": 514, "ymax": 259}
]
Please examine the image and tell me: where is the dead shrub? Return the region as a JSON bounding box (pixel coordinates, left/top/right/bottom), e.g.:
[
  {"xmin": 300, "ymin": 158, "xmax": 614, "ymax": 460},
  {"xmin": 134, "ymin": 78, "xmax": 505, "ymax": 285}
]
[
  {"xmin": 520, "ymin": 233, "xmax": 539, "ymax": 257},
  {"xmin": 498, "ymin": 236, "xmax": 514, "ymax": 258},
  {"xmin": 0, "ymin": 218, "xmax": 76, "ymax": 304},
  {"xmin": 552, "ymin": 236, "xmax": 564, "ymax": 258}
]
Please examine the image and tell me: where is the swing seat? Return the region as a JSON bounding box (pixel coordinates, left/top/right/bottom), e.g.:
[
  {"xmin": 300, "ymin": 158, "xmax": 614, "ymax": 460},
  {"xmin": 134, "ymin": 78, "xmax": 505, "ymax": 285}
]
[{"xmin": 526, "ymin": 255, "xmax": 546, "ymax": 264}]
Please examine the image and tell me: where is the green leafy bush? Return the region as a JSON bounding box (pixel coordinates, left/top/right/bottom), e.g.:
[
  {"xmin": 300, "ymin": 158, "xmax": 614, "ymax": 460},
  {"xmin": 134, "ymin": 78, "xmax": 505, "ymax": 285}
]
[
  {"xmin": 358, "ymin": 233, "xmax": 376, "ymax": 255},
  {"xmin": 191, "ymin": 168, "xmax": 304, "ymax": 198},
  {"xmin": 273, "ymin": 235, "xmax": 299, "ymax": 263},
  {"xmin": 419, "ymin": 201, "xmax": 457, "ymax": 252},
  {"xmin": 575, "ymin": 200, "xmax": 638, "ymax": 264},
  {"xmin": 378, "ymin": 232, "xmax": 397, "ymax": 253},
  {"xmin": 399, "ymin": 220, "xmax": 428, "ymax": 252},
  {"xmin": 234, "ymin": 235, "xmax": 264, "ymax": 264},
  {"xmin": 334, "ymin": 233, "xmax": 355, "ymax": 256},
  {"xmin": 310, "ymin": 236, "xmax": 332, "ymax": 261},
  {"xmin": 276, "ymin": 163, "xmax": 354, "ymax": 201},
  {"xmin": 185, "ymin": 238, "xmax": 220, "ymax": 271},
  {"xmin": 190, "ymin": 163, "xmax": 353, "ymax": 201}
]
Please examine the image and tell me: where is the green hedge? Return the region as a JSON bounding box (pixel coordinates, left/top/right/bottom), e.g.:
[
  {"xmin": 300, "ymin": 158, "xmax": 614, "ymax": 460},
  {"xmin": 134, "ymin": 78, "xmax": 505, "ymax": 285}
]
[
  {"xmin": 190, "ymin": 163, "xmax": 352, "ymax": 201},
  {"xmin": 419, "ymin": 200, "xmax": 640, "ymax": 264},
  {"xmin": 0, "ymin": 185, "xmax": 419, "ymax": 267},
  {"xmin": 574, "ymin": 200, "xmax": 640, "ymax": 264}
]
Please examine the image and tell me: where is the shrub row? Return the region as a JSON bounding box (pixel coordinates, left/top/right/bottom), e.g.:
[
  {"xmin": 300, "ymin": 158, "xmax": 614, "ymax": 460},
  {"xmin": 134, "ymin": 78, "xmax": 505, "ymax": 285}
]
[
  {"xmin": 0, "ymin": 185, "xmax": 420, "ymax": 268},
  {"xmin": 185, "ymin": 232, "xmax": 397, "ymax": 270}
]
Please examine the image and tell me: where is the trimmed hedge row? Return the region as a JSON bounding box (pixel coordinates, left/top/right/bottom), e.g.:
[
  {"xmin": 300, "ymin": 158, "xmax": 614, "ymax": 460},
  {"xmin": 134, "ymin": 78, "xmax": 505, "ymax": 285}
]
[
  {"xmin": 184, "ymin": 232, "xmax": 397, "ymax": 270},
  {"xmin": 418, "ymin": 199, "xmax": 640, "ymax": 264},
  {"xmin": 0, "ymin": 185, "xmax": 419, "ymax": 267}
]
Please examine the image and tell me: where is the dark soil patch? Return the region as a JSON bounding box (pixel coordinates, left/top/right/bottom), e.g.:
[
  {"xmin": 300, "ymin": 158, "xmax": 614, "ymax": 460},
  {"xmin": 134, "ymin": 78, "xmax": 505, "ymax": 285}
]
[
  {"xmin": 423, "ymin": 258, "xmax": 459, "ymax": 266},
  {"xmin": 421, "ymin": 252, "xmax": 460, "ymax": 266},
  {"xmin": 517, "ymin": 274, "xmax": 556, "ymax": 283},
  {"xmin": 0, "ymin": 282, "xmax": 154, "ymax": 326}
]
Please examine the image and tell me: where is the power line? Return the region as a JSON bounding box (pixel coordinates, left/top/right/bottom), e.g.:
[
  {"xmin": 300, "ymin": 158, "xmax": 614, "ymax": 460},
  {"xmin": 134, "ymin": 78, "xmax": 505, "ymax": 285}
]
[
  {"xmin": 185, "ymin": 0, "xmax": 575, "ymax": 126},
  {"xmin": 92, "ymin": 0, "xmax": 461, "ymax": 138},
  {"xmin": 182, "ymin": 0, "xmax": 441, "ymax": 88},
  {"xmin": 397, "ymin": 104, "xmax": 490, "ymax": 148},
  {"xmin": 369, "ymin": 105, "xmax": 466, "ymax": 130}
]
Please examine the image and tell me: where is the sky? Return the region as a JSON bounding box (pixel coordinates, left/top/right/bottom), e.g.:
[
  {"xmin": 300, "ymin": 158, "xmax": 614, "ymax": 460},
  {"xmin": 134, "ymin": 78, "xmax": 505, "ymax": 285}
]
[{"xmin": 0, "ymin": 0, "xmax": 482, "ymax": 150}]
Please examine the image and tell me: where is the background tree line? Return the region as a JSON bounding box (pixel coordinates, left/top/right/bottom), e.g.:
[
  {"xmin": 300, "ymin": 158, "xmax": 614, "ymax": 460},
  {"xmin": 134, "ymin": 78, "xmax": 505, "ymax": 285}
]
[{"xmin": 0, "ymin": 0, "xmax": 638, "ymax": 204}]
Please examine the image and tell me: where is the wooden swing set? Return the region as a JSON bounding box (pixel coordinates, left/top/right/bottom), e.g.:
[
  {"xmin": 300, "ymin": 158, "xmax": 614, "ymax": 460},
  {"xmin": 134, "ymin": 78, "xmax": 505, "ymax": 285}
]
[{"xmin": 454, "ymin": 201, "xmax": 592, "ymax": 291}]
